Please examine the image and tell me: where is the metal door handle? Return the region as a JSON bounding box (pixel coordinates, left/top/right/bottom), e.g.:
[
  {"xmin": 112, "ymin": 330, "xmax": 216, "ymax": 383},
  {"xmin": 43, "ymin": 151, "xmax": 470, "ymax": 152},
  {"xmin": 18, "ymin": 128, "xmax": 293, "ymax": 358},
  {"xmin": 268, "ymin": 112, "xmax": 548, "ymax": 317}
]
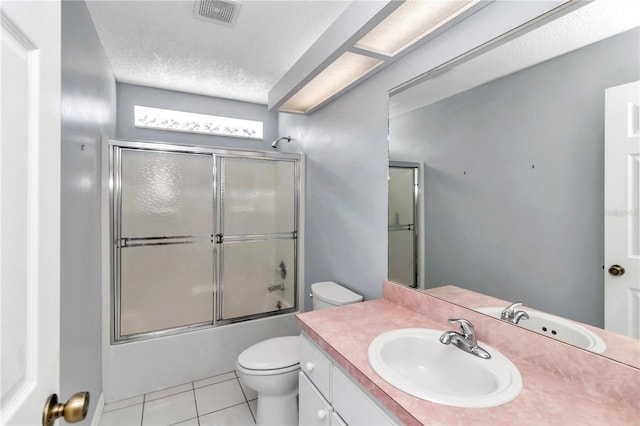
[
  {"xmin": 608, "ymin": 265, "xmax": 625, "ymax": 277},
  {"xmin": 43, "ymin": 392, "xmax": 89, "ymax": 426}
]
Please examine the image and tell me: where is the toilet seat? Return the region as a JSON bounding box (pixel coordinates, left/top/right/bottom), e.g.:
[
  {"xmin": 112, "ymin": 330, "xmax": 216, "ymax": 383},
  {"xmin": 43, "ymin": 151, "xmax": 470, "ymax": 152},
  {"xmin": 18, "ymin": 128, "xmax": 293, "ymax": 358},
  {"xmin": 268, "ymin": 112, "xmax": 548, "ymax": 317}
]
[{"xmin": 237, "ymin": 336, "xmax": 299, "ymax": 374}]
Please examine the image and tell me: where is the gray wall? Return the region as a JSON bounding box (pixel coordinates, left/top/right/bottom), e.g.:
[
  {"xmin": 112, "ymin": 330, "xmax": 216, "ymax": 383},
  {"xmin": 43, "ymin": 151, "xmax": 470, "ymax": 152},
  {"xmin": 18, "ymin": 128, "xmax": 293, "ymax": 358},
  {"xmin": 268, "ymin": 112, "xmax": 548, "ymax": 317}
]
[
  {"xmin": 61, "ymin": 0, "xmax": 117, "ymax": 422},
  {"xmin": 276, "ymin": 1, "xmax": 556, "ymax": 310},
  {"xmin": 117, "ymin": 83, "xmax": 278, "ymax": 151},
  {"xmin": 389, "ymin": 28, "xmax": 640, "ymax": 327}
]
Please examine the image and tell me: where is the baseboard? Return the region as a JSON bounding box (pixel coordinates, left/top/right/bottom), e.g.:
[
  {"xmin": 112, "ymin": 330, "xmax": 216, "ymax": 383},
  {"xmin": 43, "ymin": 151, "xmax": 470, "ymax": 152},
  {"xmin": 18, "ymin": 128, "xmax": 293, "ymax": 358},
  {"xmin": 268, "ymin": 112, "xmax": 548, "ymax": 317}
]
[{"xmin": 91, "ymin": 392, "xmax": 104, "ymax": 426}]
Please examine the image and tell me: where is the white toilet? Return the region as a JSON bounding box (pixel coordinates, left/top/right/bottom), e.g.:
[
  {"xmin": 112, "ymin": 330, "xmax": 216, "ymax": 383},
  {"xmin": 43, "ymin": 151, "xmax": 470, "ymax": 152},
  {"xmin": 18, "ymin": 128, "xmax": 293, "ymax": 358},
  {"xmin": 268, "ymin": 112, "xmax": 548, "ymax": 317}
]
[{"xmin": 236, "ymin": 281, "xmax": 363, "ymax": 426}]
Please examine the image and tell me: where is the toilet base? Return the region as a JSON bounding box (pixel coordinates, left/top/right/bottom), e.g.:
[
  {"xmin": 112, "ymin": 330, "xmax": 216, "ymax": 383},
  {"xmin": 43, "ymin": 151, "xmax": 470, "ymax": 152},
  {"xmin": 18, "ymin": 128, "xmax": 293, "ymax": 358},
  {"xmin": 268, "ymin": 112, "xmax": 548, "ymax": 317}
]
[{"xmin": 255, "ymin": 389, "xmax": 298, "ymax": 426}]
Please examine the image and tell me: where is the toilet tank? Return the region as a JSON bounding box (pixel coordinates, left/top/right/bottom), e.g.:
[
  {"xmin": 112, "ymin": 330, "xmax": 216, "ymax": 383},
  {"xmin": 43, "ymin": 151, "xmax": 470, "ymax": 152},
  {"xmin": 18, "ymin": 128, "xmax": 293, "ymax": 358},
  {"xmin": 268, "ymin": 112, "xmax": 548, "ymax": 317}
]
[{"xmin": 311, "ymin": 281, "xmax": 363, "ymax": 310}]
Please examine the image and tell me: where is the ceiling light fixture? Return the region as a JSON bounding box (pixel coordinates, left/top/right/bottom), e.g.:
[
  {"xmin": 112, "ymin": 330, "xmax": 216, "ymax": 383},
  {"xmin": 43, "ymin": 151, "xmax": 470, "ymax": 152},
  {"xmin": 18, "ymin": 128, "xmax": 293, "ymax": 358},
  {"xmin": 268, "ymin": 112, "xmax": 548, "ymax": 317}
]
[
  {"xmin": 274, "ymin": 1, "xmax": 483, "ymax": 114},
  {"xmin": 278, "ymin": 52, "xmax": 383, "ymax": 114},
  {"xmin": 355, "ymin": 0, "xmax": 477, "ymax": 57}
]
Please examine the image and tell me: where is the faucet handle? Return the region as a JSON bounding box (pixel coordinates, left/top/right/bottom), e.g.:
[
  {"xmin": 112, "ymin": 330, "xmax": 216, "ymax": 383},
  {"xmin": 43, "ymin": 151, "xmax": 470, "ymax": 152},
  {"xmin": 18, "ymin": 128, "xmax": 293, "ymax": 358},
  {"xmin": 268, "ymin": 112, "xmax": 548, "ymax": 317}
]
[
  {"xmin": 447, "ymin": 318, "xmax": 475, "ymax": 338},
  {"xmin": 501, "ymin": 302, "xmax": 523, "ymax": 319}
]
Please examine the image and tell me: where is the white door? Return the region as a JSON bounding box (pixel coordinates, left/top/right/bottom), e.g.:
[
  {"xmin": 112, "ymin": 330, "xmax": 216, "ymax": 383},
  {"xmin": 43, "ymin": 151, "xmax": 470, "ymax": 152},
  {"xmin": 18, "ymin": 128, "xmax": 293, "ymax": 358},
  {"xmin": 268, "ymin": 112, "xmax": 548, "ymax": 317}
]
[
  {"xmin": 604, "ymin": 80, "xmax": 640, "ymax": 338},
  {"xmin": 1, "ymin": 0, "xmax": 61, "ymax": 424}
]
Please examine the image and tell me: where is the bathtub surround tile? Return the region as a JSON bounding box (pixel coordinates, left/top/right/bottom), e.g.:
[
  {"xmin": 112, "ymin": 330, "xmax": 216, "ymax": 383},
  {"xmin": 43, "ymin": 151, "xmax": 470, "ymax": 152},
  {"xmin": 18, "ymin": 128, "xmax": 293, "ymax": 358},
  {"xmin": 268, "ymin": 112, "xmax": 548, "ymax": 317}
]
[
  {"xmin": 194, "ymin": 372, "xmax": 237, "ymax": 389},
  {"xmin": 142, "ymin": 391, "xmax": 197, "ymax": 426},
  {"xmin": 194, "ymin": 379, "xmax": 246, "ymax": 416},
  {"xmin": 103, "ymin": 395, "xmax": 144, "ymax": 413},
  {"xmin": 198, "ymin": 403, "xmax": 256, "ymax": 425},
  {"xmin": 99, "ymin": 403, "xmax": 143, "ymax": 426},
  {"xmin": 145, "ymin": 382, "xmax": 194, "ymax": 402}
]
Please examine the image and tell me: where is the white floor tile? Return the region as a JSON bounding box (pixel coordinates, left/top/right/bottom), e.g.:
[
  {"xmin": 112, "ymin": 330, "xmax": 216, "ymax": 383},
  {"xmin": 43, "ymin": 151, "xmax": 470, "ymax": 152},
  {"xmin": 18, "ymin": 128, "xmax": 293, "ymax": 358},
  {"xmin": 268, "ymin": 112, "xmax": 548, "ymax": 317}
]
[
  {"xmin": 194, "ymin": 379, "xmax": 246, "ymax": 416},
  {"xmin": 170, "ymin": 417, "xmax": 199, "ymax": 426},
  {"xmin": 142, "ymin": 391, "xmax": 197, "ymax": 426},
  {"xmin": 248, "ymin": 399, "xmax": 257, "ymax": 420},
  {"xmin": 104, "ymin": 395, "xmax": 144, "ymax": 413},
  {"xmin": 99, "ymin": 404, "xmax": 143, "ymax": 426},
  {"xmin": 194, "ymin": 372, "xmax": 236, "ymax": 389},
  {"xmin": 198, "ymin": 403, "xmax": 255, "ymax": 426},
  {"xmin": 146, "ymin": 383, "xmax": 193, "ymax": 402},
  {"xmin": 237, "ymin": 377, "xmax": 257, "ymax": 401}
]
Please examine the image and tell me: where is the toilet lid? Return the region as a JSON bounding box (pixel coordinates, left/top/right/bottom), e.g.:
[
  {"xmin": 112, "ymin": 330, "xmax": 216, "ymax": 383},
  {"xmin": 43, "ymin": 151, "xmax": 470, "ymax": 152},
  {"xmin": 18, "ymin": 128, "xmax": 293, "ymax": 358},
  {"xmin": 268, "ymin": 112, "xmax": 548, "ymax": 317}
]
[{"xmin": 238, "ymin": 336, "xmax": 299, "ymax": 370}]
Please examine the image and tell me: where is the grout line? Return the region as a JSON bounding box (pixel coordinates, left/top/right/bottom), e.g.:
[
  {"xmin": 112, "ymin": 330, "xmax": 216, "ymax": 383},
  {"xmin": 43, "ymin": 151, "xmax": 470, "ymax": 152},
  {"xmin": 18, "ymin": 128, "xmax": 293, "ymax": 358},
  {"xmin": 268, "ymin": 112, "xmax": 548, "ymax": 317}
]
[
  {"xmin": 167, "ymin": 416, "xmax": 199, "ymax": 426},
  {"xmin": 140, "ymin": 394, "xmax": 145, "ymax": 426},
  {"xmin": 237, "ymin": 378, "xmax": 250, "ymax": 403},
  {"xmin": 193, "ymin": 377, "xmax": 238, "ymax": 389},
  {"xmin": 193, "ymin": 387, "xmax": 200, "ymax": 419},
  {"xmin": 247, "ymin": 400, "xmax": 257, "ymax": 424},
  {"xmin": 196, "ymin": 401, "xmax": 250, "ymax": 419}
]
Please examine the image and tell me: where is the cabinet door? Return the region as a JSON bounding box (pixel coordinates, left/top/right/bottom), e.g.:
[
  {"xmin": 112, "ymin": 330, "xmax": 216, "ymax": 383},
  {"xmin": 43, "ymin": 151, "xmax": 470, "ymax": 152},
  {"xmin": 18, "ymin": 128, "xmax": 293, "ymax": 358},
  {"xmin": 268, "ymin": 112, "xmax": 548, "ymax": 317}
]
[
  {"xmin": 300, "ymin": 335, "xmax": 333, "ymax": 400},
  {"xmin": 299, "ymin": 372, "xmax": 331, "ymax": 426}
]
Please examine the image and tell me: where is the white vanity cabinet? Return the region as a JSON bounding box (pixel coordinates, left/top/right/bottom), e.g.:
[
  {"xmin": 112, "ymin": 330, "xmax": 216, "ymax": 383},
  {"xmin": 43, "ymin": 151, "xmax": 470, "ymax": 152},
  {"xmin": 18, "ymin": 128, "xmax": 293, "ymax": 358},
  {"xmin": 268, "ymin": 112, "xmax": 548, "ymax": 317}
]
[{"xmin": 299, "ymin": 333, "xmax": 398, "ymax": 426}]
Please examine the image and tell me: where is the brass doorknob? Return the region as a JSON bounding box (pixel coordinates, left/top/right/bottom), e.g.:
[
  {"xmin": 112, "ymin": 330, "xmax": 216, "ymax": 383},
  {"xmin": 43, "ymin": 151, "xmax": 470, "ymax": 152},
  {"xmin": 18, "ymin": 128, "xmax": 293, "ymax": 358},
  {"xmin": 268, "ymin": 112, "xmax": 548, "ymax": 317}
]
[
  {"xmin": 608, "ymin": 265, "xmax": 625, "ymax": 277},
  {"xmin": 43, "ymin": 392, "xmax": 89, "ymax": 426}
]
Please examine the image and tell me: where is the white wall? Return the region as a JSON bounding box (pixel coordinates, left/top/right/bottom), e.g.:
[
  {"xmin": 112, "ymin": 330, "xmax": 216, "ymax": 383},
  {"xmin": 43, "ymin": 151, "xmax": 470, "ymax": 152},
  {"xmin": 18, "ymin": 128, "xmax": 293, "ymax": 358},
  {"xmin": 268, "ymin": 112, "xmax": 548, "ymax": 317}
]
[
  {"xmin": 278, "ymin": 1, "xmax": 567, "ymax": 310},
  {"xmin": 60, "ymin": 1, "xmax": 117, "ymax": 422}
]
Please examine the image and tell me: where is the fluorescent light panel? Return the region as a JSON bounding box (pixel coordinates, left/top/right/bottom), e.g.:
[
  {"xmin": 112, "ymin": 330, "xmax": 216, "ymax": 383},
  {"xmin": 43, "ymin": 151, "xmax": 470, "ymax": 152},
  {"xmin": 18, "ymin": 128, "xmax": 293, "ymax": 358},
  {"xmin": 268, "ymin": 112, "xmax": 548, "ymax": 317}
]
[
  {"xmin": 355, "ymin": 0, "xmax": 475, "ymax": 57},
  {"xmin": 279, "ymin": 52, "xmax": 383, "ymax": 113}
]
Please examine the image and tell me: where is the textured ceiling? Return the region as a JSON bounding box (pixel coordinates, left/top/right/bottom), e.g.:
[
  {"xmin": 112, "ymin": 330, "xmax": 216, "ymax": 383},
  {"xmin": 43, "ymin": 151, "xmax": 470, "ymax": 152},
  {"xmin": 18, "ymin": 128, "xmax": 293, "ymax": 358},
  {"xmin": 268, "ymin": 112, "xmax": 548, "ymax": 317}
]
[
  {"xmin": 86, "ymin": 0, "xmax": 352, "ymax": 105},
  {"xmin": 390, "ymin": 0, "xmax": 640, "ymax": 117}
]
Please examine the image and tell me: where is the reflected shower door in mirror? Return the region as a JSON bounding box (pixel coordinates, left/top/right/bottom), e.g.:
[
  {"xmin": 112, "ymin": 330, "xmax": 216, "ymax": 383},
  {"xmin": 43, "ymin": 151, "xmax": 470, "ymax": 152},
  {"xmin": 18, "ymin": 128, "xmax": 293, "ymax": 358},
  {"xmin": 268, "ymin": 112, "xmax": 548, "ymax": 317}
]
[
  {"xmin": 386, "ymin": 0, "xmax": 640, "ymax": 365},
  {"xmin": 111, "ymin": 141, "xmax": 300, "ymax": 342},
  {"xmin": 388, "ymin": 161, "xmax": 421, "ymax": 288}
]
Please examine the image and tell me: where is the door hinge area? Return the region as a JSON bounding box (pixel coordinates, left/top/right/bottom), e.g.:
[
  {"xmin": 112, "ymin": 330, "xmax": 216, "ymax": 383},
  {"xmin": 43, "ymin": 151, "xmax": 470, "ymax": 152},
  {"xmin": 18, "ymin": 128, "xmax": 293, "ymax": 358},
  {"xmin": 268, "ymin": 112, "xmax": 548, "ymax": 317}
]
[{"xmin": 215, "ymin": 234, "xmax": 224, "ymax": 244}]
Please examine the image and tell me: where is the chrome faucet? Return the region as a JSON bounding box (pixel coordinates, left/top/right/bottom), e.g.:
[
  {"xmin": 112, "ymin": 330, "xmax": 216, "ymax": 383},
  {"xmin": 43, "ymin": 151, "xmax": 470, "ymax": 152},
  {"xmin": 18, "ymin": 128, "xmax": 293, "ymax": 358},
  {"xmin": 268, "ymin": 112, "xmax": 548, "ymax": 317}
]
[
  {"xmin": 500, "ymin": 302, "xmax": 530, "ymax": 325},
  {"xmin": 439, "ymin": 318, "xmax": 491, "ymax": 359}
]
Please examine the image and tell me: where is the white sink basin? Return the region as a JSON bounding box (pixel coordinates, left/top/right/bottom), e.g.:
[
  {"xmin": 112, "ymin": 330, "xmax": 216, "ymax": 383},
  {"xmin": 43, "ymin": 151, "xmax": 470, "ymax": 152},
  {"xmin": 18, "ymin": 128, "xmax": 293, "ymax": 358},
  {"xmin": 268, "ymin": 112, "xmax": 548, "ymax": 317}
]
[
  {"xmin": 476, "ymin": 307, "xmax": 606, "ymax": 353},
  {"xmin": 367, "ymin": 328, "xmax": 522, "ymax": 408}
]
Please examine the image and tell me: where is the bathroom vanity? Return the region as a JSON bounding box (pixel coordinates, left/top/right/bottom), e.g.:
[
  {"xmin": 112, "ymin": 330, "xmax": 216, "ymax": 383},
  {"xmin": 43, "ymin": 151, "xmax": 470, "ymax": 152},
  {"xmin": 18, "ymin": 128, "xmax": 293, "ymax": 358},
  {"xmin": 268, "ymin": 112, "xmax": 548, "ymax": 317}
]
[
  {"xmin": 296, "ymin": 281, "xmax": 640, "ymax": 425},
  {"xmin": 299, "ymin": 333, "xmax": 398, "ymax": 425}
]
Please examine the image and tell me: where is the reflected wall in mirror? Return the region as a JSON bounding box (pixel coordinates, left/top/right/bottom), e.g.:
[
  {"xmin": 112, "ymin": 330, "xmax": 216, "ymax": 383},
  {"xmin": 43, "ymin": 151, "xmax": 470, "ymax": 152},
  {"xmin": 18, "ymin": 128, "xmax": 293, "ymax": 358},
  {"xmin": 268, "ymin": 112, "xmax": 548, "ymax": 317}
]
[{"xmin": 388, "ymin": 0, "xmax": 640, "ymax": 365}]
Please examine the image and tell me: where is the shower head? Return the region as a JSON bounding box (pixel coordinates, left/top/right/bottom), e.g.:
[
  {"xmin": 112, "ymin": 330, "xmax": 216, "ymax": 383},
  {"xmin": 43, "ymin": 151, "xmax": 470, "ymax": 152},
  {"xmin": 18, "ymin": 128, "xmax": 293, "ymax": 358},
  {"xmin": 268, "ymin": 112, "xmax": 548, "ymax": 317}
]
[{"xmin": 271, "ymin": 136, "xmax": 292, "ymax": 149}]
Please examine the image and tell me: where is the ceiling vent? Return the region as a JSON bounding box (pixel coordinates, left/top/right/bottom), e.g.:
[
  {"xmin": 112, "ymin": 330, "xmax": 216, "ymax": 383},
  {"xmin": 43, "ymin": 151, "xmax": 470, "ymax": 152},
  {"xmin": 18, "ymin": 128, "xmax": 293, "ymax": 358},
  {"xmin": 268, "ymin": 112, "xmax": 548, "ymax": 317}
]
[{"xmin": 193, "ymin": 0, "xmax": 240, "ymax": 26}]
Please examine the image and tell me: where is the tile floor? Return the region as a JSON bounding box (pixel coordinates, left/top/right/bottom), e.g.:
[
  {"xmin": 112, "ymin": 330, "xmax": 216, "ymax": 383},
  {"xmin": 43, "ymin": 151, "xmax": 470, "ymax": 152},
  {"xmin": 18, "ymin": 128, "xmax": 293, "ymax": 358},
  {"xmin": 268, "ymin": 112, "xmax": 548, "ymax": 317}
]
[{"xmin": 99, "ymin": 371, "xmax": 258, "ymax": 426}]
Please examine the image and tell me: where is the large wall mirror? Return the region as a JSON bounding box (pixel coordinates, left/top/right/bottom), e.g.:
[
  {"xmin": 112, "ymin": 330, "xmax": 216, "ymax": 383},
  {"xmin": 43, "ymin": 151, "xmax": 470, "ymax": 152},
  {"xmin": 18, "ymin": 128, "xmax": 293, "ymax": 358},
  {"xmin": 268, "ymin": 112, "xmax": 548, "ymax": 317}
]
[{"xmin": 387, "ymin": 0, "xmax": 640, "ymax": 367}]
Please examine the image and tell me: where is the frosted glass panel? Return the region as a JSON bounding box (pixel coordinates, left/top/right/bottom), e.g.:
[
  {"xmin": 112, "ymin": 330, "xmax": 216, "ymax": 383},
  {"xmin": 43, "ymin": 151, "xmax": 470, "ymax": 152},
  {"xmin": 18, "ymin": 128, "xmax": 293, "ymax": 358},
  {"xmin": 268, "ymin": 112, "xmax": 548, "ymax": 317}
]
[
  {"xmin": 120, "ymin": 243, "xmax": 214, "ymax": 336},
  {"xmin": 389, "ymin": 230, "xmax": 415, "ymax": 287},
  {"xmin": 221, "ymin": 240, "xmax": 294, "ymax": 319},
  {"xmin": 388, "ymin": 167, "xmax": 414, "ymax": 226},
  {"xmin": 121, "ymin": 149, "xmax": 213, "ymax": 237},
  {"xmin": 222, "ymin": 158, "xmax": 295, "ymax": 235}
]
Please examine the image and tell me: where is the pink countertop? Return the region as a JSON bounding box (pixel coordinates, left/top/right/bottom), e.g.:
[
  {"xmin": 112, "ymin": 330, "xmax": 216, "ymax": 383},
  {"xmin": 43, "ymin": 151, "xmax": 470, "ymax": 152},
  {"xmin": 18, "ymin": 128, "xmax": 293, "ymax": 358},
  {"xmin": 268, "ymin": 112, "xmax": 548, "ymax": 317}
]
[{"xmin": 296, "ymin": 282, "xmax": 640, "ymax": 425}]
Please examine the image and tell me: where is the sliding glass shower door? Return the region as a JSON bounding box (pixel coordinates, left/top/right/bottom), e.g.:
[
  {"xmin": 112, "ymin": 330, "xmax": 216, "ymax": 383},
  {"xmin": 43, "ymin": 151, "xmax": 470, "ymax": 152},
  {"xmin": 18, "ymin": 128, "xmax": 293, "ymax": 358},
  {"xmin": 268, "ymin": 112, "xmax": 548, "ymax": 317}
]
[
  {"xmin": 111, "ymin": 141, "xmax": 299, "ymax": 343},
  {"xmin": 217, "ymin": 157, "xmax": 297, "ymax": 320},
  {"xmin": 116, "ymin": 149, "xmax": 215, "ymax": 337}
]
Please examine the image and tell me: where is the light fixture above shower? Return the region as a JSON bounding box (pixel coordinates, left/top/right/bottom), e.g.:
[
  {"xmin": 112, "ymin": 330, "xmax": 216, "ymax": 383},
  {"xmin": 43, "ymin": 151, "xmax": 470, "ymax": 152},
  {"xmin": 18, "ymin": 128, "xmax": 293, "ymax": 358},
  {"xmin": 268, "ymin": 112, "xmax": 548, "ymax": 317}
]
[{"xmin": 271, "ymin": 136, "xmax": 292, "ymax": 149}]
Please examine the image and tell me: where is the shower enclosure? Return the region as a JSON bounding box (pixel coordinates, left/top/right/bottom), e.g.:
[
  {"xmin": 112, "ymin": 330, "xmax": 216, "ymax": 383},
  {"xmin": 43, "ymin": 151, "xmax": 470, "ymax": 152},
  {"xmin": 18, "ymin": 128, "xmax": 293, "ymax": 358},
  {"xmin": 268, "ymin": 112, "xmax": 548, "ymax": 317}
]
[{"xmin": 109, "ymin": 139, "xmax": 299, "ymax": 343}]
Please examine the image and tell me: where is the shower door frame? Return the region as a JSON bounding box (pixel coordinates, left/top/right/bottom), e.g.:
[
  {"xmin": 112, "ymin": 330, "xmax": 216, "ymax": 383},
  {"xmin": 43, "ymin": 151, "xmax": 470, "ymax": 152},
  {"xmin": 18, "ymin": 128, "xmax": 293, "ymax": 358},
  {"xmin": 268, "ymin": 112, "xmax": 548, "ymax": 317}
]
[{"xmin": 108, "ymin": 138, "xmax": 302, "ymax": 344}]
